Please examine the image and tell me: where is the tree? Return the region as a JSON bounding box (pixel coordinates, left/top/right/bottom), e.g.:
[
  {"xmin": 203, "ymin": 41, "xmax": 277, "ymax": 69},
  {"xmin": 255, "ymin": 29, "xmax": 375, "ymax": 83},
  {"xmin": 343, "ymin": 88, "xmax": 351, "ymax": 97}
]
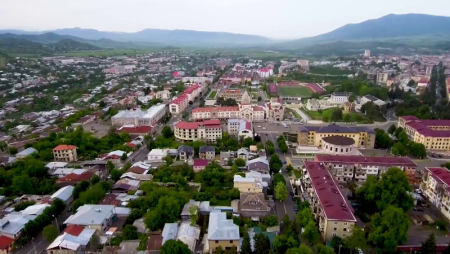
[
  {"xmin": 286, "ymin": 164, "xmax": 294, "ymax": 173},
  {"xmin": 344, "ymin": 225, "xmax": 367, "ymax": 253},
  {"xmin": 274, "ymin": 235, "xmax": 298, "ymax": 254},
  {"xmin": 275, "ymin": 182, "xmax": 288, "ymax": 201},
  {"xmin": 270, "ymin": 154, "xmax": 282, "ymax": 174},
  {"xmin": 89, "ymin": 233, "xmax": 100, "ymax": 251},
  {"xmin": 331, "ymin": 108, "xmax": 343, "ymax": 122},
  {"xmin": 160, "ymin": 239, "xmax": 192, "ymax": 254},
  {"xmin": 9, "ymin": 147, "xmax": 17, "ymax": 155},
  {"xmin": 394, "ymin": 127, "xmax": 404, "ymax": 138},
  {"xmin": 286, "ymin": 244, "xmax": 313, "ymax": 254},
  {"xmin": 120, "ymin": 152, "xmax": 128, "ymax": 162},
  {"xmin": 398, "ymin": 131, "xmax": 409, "ymax": 145},
  {"xmin": 254, "ymin": 233, "xmax": 271, "ymax": 254},
  {"xmin": 302, "ymin": 221, "xmax": 320, "ymax": 244},
  {"xmin": 122, "ymin": 225, "xmax": 139, "ymax": 240},
  {"xmin": 162, "ymin": 126, "xmax": 174, "ymax": 139},
  {"xmin": 235, "ymin": 158, "xmax": 246, "ymax": 167},
  {"xmin": 368, "ymin": 206, "xmax": 410, "ymax": 254},
  {"xmin": 241, "ymin": 232, "xmax": 252, "ymax": 254},
  {"xmin": 297, "ymin": 207, "xmax": 314, "ymax": 228},
  {"xmin": 189, "ymin": 205, "xmax": 199, "ymax": 226},
  {"xmin": 262, "ymin": 215, "xmax": 278, "ymax": 227},
  {"xmin": 164, "ymin": 155, "xmax": 173, "ymax": 166},
  {"xmin": 420, "ymin": 233, "xmax": 436, "ymax": 254},
  {"xmin": 388, "ymin": 124, "xmax": 396, "ymax": 134},
  {"xmin": 273, "ymin": 173, "xmax": 286, "ymax": 187},
  {"xmin": 391, "ymin": 142, "xmax": 406, "ymax": 156},
  {"xmin": 314, "ymin": 244, "xmax": 334, "ymax": 254},
  {"xmin": 42, "ymin": 225, "xmax": 59, "ymax": 242},
  {"xmin": 409, "ymin": 142, "xmax": 427, "ymax": 159}
]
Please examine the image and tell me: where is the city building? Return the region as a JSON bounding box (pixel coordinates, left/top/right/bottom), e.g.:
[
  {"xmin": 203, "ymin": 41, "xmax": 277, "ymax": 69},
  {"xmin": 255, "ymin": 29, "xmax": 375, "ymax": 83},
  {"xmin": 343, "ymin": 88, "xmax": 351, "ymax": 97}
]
[
  {"xmin": 174, "ymin": 120, "xmax": 222, "ymax": 144},
  {"xmin": 233, "ymin": 175, "xmax": 264, "ymax": 193},
  {"xmin": 302, "ymin": 161, "xmax": 356, "ymax": 242},
  {"xmin": 297, "ymin": 124, "xmax": 375, "ymax": 149},
  {"xmin": 329, "ymin": 92, "xmax": 349, "ymax": 105},
  {"xmin": 314, "ymin": 154, "xmax": 418, "ymax": 183},
  {"xmin": 321, "ymin": 136, "xmax": 356, "ymax": 155},
  {"xmin": 169, "ymin": 83, "xmax": 201, "ymax": 114},
  {"xmin": 399, "ymin": 116, "xmax": 450, "ymax": 151},
  {"xmin": 256, "ymin": 68, "xmax": 273, "ymax": 78},
  {"xmin": 64, "ymin": 205, "xmax": 129, "ymax": 233},
  {"xmin": 199, "ymin": 146, "xmax": 215, "ymax": 161},
  {"xmin": 217, "ymin": 89, "xmax": 245, "ymax": 101},
  {"xmin": 193, "ymin": 159, "xmax": 209, "ymax": 172},
  {"xmin": 364, "ymin": 50, "xmax": 371, "ymax": 58},
  {"xmin": 52, "ymin": 145, "xmax": 78, "ymax": 162},
  {"xmin": 178, "ymin": 145, "xmax": 194, "ymax": 161},
  {"xmin": 267, "ymin": 97, "xmax": 285, "ymax": 121},
  {"xmin": 227, "ymin": 119, "xmax": 253, "ymax": 138},
  {"xmin": 147, "ymin": 149, "xmax": 168, "ymax": 162},
  {"xmin": 376, "ymin": 73, "xmax": 389, "ymax": 84},
  {"xmin": 16, "ymin": 147, "xmax": 37, "ymax": 159},
  {"xmin": 207, "ymin": 211, "xmax": 239, "ymax": 253},
  {"xmin": 360, "ymin": 95, "xmax": 386, "ymax": 107},
  {"xmin": 238, "ymin": 193, "xmax": 270, "ymax": 218},
  {"xmin": 51, "ymin": 186, "xmax": 75, "ymax": 205},
  {"xmin": 420, "ymin": 167, "xmax": 450, "ymax": 221},
  {"xmin": 111, "ymin": 104, "xmax": 166, "ymax": 127},
  {"xmin": 156, "ymin": 90, "xmax": 171, "ymax": 100}
]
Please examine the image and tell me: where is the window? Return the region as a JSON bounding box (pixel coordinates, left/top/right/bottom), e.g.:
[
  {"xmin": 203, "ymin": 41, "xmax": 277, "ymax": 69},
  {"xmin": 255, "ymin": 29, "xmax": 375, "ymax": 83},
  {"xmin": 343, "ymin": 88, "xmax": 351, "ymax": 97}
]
[
  {"xmin": 332, "ymin": 233, "xmax": 336, "ymax": 237},
  {"xmin": 334, "ymin": 228, "xmax": 337, "ymax": 231},
  {"xmin": 334, "ymin": 222, "xmax": 338, "ymax": 225},
  {"xmin": 343, "ymin": 222, "xmax": 348, "ymax": 225},
  {"xmin": 215, "ymin": 240, "xmax": 219, "ymax": 243},
  {"xmin": 230, "ymin": 240, "xmax": 233, "ymax": 243},
  {"xmin": 343, "ymin": 228, "xmax": 347, "ymax": 232}
]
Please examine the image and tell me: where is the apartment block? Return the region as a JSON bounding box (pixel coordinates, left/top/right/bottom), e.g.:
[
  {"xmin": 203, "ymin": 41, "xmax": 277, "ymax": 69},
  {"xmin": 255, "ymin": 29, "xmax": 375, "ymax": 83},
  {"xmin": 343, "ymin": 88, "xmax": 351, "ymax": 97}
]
[
  {"xmin": 174, "ymin": 120, "xmax": 222, "ymax": 144},
  {"xmin": 420, "ymin": 167, "xmax": 450, "ymax": 221},
  {"xmin": 52, "ymin": 145, "xmax": 78, "ymax": 162}
]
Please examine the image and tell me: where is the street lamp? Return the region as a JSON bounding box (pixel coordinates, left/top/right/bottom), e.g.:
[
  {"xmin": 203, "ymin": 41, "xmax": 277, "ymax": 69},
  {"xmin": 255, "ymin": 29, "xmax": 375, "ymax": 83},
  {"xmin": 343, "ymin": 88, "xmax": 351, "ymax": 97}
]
[
  {"xmin": 52, "ymin": 215, "xmax": 59, "ymax": 232},
  {"xmin": 338, "ymin": 245, "xmax": 342, "ymax": 254}
]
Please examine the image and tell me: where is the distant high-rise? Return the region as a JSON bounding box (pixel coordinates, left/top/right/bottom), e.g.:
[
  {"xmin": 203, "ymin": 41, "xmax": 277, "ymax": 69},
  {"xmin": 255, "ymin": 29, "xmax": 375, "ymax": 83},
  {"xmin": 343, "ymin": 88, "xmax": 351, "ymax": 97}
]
[{"xmin": 364, "ymin": 49, "xmax": 371, "ymax": 58}]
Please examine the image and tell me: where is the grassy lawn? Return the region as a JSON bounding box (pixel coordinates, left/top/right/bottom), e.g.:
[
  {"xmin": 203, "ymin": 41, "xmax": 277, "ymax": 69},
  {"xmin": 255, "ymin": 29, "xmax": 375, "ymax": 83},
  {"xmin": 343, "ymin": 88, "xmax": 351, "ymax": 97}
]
[
  {"xmin": 208, "ymin": 91, "xmax": 217, "ymax": 99},
  {"xmin": 251, "ymin": 92, "xmax": 258, "ymax": 98},
  {"xmin": 279, "ymin": 86, "xmax": 312, "ymax": 97},
  {"xmin": 287, "ymin": 108, "xmax": 301, "ymax": 119},
  {"xmin": 293, "ymin": 170, "xmax": 302, "ymax": 178},
  {"xmin": 305, "ymin": 108, "xmax": 372, "ymax": 123}
]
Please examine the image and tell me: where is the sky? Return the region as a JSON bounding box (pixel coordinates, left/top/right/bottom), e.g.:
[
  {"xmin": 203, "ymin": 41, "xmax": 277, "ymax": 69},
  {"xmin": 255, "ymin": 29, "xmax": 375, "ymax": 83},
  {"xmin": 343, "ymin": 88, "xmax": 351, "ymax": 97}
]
[{"xmin": 1, "ymin": 0, "xmax": 449, "ymax": 39}]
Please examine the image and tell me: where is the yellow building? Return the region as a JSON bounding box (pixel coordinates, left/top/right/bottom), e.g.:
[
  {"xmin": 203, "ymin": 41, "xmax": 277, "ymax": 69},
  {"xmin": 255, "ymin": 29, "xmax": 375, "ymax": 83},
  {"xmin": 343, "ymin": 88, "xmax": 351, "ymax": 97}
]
[
  {"xmin": 399, "ymin": 116, "xmax": 450, "ymax": 151},
  {"xmin": 52, "ymin": 145, "xmax": 78, "ymax": 162},
  {"xmin": 208, "ymin": 211, "xmax": 240, "ymax": 253},
  {"xmin": 420, "ymin": 167, "xmax": 450, "ymax": 221},
  {"xmin": 297, "ymin": 124, "xmax": 375, "ymax": 149},
  {"xmin": 302, "ymin": 162, "xmax": 356, "ymax": 242},
  {"xmin": 233, "ymin": 175, "xmax": 263, "ymax": 193}
]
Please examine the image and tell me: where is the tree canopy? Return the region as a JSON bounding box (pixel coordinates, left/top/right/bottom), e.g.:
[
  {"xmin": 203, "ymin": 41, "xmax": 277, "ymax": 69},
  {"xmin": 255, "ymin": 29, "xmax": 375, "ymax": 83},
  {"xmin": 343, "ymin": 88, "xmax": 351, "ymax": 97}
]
[{"xmin": 160, "ymin": 239, "xmax": 192, "ymax": 254}]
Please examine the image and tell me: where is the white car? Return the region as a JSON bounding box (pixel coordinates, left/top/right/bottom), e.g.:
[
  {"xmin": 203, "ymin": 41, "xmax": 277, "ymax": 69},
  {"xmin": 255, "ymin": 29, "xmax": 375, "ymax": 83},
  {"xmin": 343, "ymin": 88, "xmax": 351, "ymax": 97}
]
[
  {"xmin": 262, "ymin": 127, "xmax": 266, "ymax": 130},
  {"xmin": 257, "ymin": 125, "xmax": 262, "ymax": 128}
]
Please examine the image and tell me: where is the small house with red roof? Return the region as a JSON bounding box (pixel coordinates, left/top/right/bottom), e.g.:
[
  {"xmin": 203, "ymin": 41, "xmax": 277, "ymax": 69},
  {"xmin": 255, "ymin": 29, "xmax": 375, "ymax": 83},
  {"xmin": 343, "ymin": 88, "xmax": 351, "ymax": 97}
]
[
  {"xmin": 52, "ymin": 144, "xmax": 78, "ymax": 162},
  {"xmin": 193, "ymin": 159, "xmax": 209, "ymax": 172},
  {"xmin": 0, "ymin": 235, "xmax": 14, "ymax": 254}
]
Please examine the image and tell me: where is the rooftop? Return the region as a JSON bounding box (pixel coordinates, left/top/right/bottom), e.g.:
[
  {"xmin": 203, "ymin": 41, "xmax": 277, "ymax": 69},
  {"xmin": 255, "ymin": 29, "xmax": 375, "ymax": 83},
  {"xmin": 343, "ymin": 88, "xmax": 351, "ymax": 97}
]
[
  {"xmin": 315, "ymin": 154, "xmax": 416, "ymax": 167},
  {"xmin": 304, "ymin": 161, "xmax": 356, "ymax": 222},
  {"xmin": 64, "ymin": 205, "xmax": 115, "ymax": 226},
  {"xmin": 53, "ymin": 144, "xmax": 76, "ymax": 151},
  {"xmin": 426, "ymin": 167, "xmax": 450, "ymax": 187},
  {"xmin": 208, "ymin": 211, "xmax": 239, "ymax": 241},
  {"xmin": 322, "ymin": 136, "xmax": 355, "ymax": 146}
]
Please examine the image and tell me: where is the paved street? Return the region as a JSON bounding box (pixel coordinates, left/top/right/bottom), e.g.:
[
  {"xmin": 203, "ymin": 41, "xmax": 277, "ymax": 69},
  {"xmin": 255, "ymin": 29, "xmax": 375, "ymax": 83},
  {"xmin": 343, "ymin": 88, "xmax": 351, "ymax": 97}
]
[{"xmin": 261, "ymin": 132, "xmax": 297, "ymax": 221}]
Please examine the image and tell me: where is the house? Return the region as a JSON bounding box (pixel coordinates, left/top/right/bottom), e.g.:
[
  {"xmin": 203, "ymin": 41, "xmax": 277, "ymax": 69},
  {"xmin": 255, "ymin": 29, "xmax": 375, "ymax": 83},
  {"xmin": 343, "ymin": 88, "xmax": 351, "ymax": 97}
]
[
  {"xmin": 237, "ymin": 148, "xmax": 250, "ymax": 162},
  {"xmin": 45, "ymin": 162, "xmax": 68, "ymax": 171},
  {"xmin": 147, "ymin": 149, "xmax": 168, "ymax": 162},
  {"xmin": 52, "ymin": 145, "xmax": 78, "ymax": 162},
  {"xmin": 98, "ymin": 150, "xmax": 129, "ymax": 163},
  {"xmin": 247, "ymin": 157, "xmax": 270, "ymax": 174},
  {"xmin": 0, "ymin": 213, "xmax": 37, "ymax": 239},
  {"xmin": 112, "ymin": 179, "xmax": 140, "ymax": 193},
  {"xmin": 181, "ymin": 200, "xmax": 200, "ymax": 221},
  {"xmin": 21, "ymin": 204, "xmax": 51, "ymax": 216},
  {"xmin": 46, "ymin": 226, "xmax": 96, "ymax": 254},
  {"xmin": 51, "ymin": 186, "xmax": 75, "ymax": 205},
  {"xmin": 16, "ymin": 147, "xmax": 37, "ymax": 159},
  {"xmin": 360, "ymin": 95, "xmax": 386, "ymax": 107},
  {"xmin": 178, "ymin": 145, "xmax": 194, "ymax": 161},
  {"xmin": 220, "ymin": 151, "xmax": 234, "ymax": 166},
  {"xmin": 207, "ymin": 211, "xmax": 240, "ymax": 253},
  {"xmin": 176, "ymin": 222, "xmax": 201, "ymax": 253},
  {"xmin": 64, "ymin": 205, "xmax": 119, "ymax": 233},
  {"xmin": 0, "ymin": 235, "xmax": 14, "ymax": 254},
  {"xmin": 193, "ymin": 159, "xmax": 209, "ymax": 172},
  {"xmin": 199, "ymin": 146, "xmax": 215, "ymax": 161},
  {"xmin": 246, "ymin": 171, "xmax": 271, "ymax": 184},
  {"xmin": 239, "ymin": 193, "xmax": 270, "ymax": 218},
  {"xmin": 51, "ymin": 168, "xmax": 86, "ymax": 178},
  {"xmin": 56, "ymin": 170, "xmax": 94, "ymax": 187},
  {"xmin": 233, "ymin": 175, "xmax": 263, "ymax": 193},
  {"xmin": 126, "ymin": 161, "xmax": 151, "ymax": 175}
]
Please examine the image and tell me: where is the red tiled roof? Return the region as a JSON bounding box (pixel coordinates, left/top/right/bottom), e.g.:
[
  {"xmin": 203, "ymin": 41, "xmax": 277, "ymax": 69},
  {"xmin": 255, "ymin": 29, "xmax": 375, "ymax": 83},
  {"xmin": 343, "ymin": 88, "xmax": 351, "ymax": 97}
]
[
  {"xmin": 99, "ymin": 193, "xmax": 120, "ymax": 206},
  {"xmin": 427, "ymin": 167, "xmax": 450, "ymax": 187},
  {"xmin": 194, "ymin": 159, "xmax": 209, "ymax": 167},
  {"xmin": 126, "ymin": 142, "xmax": 137, "ymax": 148},
  {"xmin": 57, "ymin": 171, "xmax": 94, "ymax": 183},
  {"xmin": 127, "ymin": 166, "xmax": 147, "ymax": 174},
  {"xmin": 53, "ymin": 144, "xmax": 76, "ymax": 151},
  {"xmin": 64, "ymin": 225, "xmax": 84, "ymax": 236},
  {"xmin": 252, "ymin": 106, "xmax": 264, "ymax": 111},
  {"xmin": 315, "ymin": 155, "xmax": 416, "ymax": 167},
  {"xmin": 305, "ymin": 161, "xmax": 356, "ymax": 221},
  {"xmin": 418, "ymin": 77, "xmax": 429, "ymax": 83},
  {"xmin": 204, "ymin": 119, "xmax": 221, "ymax": 126},
  {"xmin": 116, "ymin": 126, "xmax": 152, "ymax": 134},
  {"xmin": 0, "ymin": 235, "xmax": 13, "ymax": 250},
  {"xmin": 400, "ymin": 115, "xmax": 419, "ymax": 121},
  {"xmin": 175, "ymin": 121, "xmax": 199, "ymax": 129}
]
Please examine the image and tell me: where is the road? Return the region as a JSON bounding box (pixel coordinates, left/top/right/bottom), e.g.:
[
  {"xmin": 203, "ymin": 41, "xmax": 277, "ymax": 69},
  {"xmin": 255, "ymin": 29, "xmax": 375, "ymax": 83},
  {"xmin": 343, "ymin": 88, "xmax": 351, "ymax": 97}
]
[
  {"xmin": 261, "ymin": 132, "xmax": 297, "ymax": 221},
  {"xmin": 14, "ymin": 207, "xmax": 73, "ymax": 254}
]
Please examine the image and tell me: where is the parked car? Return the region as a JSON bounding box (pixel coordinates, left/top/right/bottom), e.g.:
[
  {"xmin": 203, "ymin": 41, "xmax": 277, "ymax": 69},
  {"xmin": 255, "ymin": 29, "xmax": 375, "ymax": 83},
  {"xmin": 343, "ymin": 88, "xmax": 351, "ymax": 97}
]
[
  {"xmin": 413, "ymin": 207, "xmax": 424, "ymax": 212},
  {"xmin": 294, "ymin": 205, "xmax": 298, "ymax": 212}
]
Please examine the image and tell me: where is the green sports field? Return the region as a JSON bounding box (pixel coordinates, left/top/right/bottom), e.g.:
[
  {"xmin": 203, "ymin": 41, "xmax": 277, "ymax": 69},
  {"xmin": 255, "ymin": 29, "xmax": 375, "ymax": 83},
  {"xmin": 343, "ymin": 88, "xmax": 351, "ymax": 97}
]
[{"xmin": 278, "ymin": 86, "xmax": 313, "ymax": 97}]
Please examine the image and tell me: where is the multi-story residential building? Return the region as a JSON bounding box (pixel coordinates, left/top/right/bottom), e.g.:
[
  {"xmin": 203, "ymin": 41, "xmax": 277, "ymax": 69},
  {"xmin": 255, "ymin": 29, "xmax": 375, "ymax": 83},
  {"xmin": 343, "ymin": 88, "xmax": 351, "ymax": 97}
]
[
  {"xmin": 297, "ymin": 124, "xmax": 375, "ymax": 149},
  {"xmin": 399, "ymin": 116, "xmax": 450, "ymax": 151},
  {"xmin": 199, "ymin": 146, "xmax": 216, "ymax": 161},
  {"xmin": 314, "ymin": 154, "xmax": 417, "ymax": 183},
  {"xmin": 364, "ymin": 50, "xmax": 371, "ymax": 58},
  {"xmin": 207, "ymin": 211, "xmax": 239, "ymax": 253},
  {"xmin": 227, "ymin": 119, "xmax": 253, "ymax": 138},
  {"xmin": 169, "ymin": 83, "xmax": 201, "ymax": 114},
  {"xmin": 111, "ymin": 104, "xmax": 167, "ymax": 127},
  {"xmin": 420, "ymin": 167, "xmax": 450, "ymax": 221},
  {"xmin": 174, "ymin": 120, "xmax": 222, "ymax": 144},
  {"xmin": 193, "ymin": 106, "xmax": 240, "ymax": 121},
  {"xmin": 156, "ymin": 90, "xmax": 171, "ymax": 100},
  {"xmin": 233, "ymin": 175, "xmax": 263, "ymax": 193},
  {"xmin": 52, "ymin": 145, "xmax": 78, "ymax": 162},
  {"xmin": 376, "ymin": 72, "xmax": 388, "ymax": 83},
  {"xmin": 302, "ymin": 161, "xmax": 356, "ymax": 242}
]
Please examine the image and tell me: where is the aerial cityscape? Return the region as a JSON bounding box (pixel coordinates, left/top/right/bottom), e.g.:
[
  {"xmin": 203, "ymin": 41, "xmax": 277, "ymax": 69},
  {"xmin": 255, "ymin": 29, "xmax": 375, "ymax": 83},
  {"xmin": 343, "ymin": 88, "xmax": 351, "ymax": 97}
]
[{"xmin": 1, "ymin": 1, "xmax": 450, "ymax": 254}]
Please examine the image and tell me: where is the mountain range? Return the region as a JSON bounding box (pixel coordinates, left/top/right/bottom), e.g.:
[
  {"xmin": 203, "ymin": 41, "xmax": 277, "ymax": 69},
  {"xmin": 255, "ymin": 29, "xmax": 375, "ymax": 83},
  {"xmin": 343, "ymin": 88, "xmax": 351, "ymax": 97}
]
[{"xmin": 0, "ymin": 13, "xmax": 450, "ymax": 55}]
